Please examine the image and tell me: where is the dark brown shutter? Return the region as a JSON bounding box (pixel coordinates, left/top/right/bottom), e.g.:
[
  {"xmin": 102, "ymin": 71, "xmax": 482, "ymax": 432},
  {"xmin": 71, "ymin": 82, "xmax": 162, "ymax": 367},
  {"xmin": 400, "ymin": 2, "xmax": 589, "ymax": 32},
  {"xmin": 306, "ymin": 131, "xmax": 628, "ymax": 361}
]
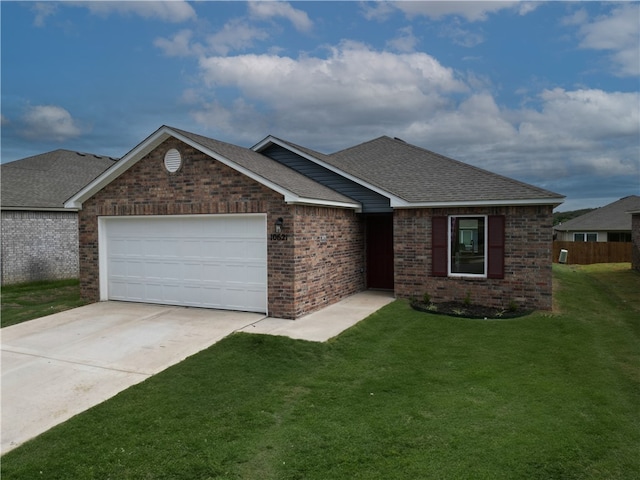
[
  {"xmin": 432, "ymin": 216, "xmax": 448, "ymax": 277},
  {"xmin": 487, "ymin": 215, "xmax": 505, "ymax": 279}
]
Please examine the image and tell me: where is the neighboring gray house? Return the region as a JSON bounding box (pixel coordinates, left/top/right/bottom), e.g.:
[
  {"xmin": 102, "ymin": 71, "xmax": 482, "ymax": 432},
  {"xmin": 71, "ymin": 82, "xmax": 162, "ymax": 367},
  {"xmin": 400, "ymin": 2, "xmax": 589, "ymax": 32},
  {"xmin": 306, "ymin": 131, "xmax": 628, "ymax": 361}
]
[
  {"xmin": 554, "ymin": 195, "xmax": 640, "ymax": 243},
  {"xmin": 1, "ymin": 149, "xmax": 117, "ymax": 285}
]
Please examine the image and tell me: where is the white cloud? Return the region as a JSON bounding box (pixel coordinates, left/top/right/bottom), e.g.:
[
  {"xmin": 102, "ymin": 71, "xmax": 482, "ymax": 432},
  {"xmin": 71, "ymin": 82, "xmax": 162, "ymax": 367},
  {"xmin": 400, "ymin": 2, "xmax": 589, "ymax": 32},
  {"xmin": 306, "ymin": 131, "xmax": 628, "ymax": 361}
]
[
  {"xmin": 393, "ymin": 1, "xmax": 521, "ymax": 22},
  {"xmin": 71, "ymin": 0, "xmax": 196, "ymax": 23},
  {"xmin": 574, "ymin": 3, "xmax": 640, "ymax": 77},
  {"xmin": 386, "ymin": 26, "xmax": 419, "ymax": 52},
  {"xmin": 439, "ymin": 20, "xmax": 484, "ymax": 47},
  {"xmin": 21, "ymin": 105, "xmax": 82, "ymax": 141},
  {"xmin": 154, "ymin": 29, "xmax": 201, "ymax": 57},
  {"xmin": 197, "ymin": 41, "xmax": 466, "ymax": 117},
  {"xmin": 248, "ymin": 1, "xmax": 313, "ymax": 32},
  {"xmin": 187, "ymin": 42, "xmax": 637, "ymax": 186},
  {"xmin": 206, "ymin": 18, "xmax": 270, "ymax": 56},
  {"xmin": 31, "ymin": 2, "xmax": 57, "ymax": 27}
]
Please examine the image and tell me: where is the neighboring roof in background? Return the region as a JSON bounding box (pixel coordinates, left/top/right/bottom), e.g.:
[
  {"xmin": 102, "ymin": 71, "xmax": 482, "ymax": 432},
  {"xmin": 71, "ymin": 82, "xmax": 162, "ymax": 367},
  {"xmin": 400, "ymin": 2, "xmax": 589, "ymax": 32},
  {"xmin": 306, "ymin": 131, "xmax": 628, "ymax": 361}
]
[
  {"xmin": 1, "ymin": 149, "xmax": 118, "ymax": 211},
  {"xmin": 554, "ymin": 195, "xmax": 640, "ymax": 232}
]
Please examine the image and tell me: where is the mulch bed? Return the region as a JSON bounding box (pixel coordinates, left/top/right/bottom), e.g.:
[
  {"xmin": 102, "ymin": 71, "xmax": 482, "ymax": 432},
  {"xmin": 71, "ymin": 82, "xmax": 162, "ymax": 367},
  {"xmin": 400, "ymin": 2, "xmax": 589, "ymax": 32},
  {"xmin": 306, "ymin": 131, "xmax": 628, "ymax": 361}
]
[{"xmin": 410, "ymin": 300, "xmax": 531, "ymax": 319}]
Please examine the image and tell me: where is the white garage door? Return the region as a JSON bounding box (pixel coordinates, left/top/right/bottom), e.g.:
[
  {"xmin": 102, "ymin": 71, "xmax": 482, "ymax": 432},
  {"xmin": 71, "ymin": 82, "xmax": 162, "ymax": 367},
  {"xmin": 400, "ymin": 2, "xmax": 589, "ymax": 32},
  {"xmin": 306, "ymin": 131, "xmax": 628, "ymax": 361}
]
[{"xmin": 100, "ymin": 215, "xmax": 267, "ymax": 313}]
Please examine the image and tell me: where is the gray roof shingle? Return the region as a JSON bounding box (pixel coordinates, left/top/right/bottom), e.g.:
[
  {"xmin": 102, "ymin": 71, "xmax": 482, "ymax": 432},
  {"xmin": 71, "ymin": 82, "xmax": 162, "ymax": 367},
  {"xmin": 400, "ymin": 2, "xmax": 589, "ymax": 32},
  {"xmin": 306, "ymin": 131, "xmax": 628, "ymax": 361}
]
[
  {"xmin": 1, "ymin": 149, "xmax": 117, "ymax": 209},
  {"xmin": 554, "ymin": 195, "xmax": 640, "ymax": 232},
  {"xmin": 324, "ymin": 136, "xmax": 563, "ymax": 204}
]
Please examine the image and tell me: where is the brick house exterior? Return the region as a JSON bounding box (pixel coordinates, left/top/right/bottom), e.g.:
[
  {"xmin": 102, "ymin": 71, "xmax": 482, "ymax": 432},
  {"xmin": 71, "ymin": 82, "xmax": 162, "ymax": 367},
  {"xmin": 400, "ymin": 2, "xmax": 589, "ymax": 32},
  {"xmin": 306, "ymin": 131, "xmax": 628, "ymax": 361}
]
[
  {"xmin": 1, "ymin": 210, "xmax": 79, "ymax": 284},
  {"xmin": 631, "ymin": 211, "xmax": 640, "ymax": 272},
  {"xmin": 394, "ymin": 206, "xmax": 554, "ymax": 310},
  {"xmin": 1, "ymin": 150, "xmax": 116, "ymax": 285},
  {"xmin": 77, "ymin": 138, "xmax": 364, "ymax": 319},
  {"xmin": 67, "ymin": 126, "xmax": 564, "ymax": 319}
]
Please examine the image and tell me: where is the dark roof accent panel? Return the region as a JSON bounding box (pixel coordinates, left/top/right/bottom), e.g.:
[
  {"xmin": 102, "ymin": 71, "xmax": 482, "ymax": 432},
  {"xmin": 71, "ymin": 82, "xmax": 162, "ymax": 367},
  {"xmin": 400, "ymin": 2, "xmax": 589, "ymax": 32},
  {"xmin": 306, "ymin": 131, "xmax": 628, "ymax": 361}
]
[{"xmin": 261, "ymin": 144, "xmax": 392, "ymax": 213}]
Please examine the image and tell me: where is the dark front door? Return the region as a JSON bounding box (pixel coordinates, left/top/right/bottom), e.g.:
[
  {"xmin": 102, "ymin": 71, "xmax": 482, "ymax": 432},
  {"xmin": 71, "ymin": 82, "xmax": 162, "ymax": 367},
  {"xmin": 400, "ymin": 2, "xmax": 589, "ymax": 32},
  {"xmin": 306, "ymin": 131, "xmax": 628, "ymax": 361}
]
[{"xmin": 366, "ymin": 214, "xmax": 394, "ymax": 289}]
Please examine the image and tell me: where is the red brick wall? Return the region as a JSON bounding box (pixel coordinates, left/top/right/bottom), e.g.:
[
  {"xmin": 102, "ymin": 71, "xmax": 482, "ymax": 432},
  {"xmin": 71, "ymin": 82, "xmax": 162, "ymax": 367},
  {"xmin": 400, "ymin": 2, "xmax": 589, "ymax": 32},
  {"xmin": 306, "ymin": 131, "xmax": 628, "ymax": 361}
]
[
  {"xmin": 632, "ymin": 213, "xmax": 640, "ymax": 272},
  {"xmin": 78, "ymin": 138, "xmax": 364, "ymax": 319},
  {"xmin": 290, "ymin": 205, "xmax": 365, "ymax": 317},
  {"xmin": 394, "ymin": 205, "xmax": 554, "ymax": 311}
]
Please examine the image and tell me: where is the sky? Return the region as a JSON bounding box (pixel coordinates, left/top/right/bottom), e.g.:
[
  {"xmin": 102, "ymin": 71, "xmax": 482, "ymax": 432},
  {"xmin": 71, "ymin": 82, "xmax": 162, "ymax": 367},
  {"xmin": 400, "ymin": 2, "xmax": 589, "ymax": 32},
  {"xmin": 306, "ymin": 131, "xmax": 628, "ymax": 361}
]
[{"xmin": 1, "ymin": 1, "xmax": 639, "ymax": 211}]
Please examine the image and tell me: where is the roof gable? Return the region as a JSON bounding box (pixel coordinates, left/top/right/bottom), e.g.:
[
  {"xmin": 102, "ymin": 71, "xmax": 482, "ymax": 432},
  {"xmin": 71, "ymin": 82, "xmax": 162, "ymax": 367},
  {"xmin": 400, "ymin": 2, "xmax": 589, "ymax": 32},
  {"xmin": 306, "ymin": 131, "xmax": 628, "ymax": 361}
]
[
  {"xmin": 1, "ymin": 149, "xmax": 117, "ymax": 210},
  {"xmin": 555, "ymin": 195, "xmax": 640, "ymax": 232},
  {"xmin": 65, "ymin": 126, "xmax": 359, "ymax": 210}
]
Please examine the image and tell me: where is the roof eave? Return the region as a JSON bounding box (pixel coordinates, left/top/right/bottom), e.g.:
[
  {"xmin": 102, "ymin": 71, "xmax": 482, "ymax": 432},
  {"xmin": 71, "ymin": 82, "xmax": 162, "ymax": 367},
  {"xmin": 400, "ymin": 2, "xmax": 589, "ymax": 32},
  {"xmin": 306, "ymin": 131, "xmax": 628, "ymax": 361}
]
[
  {"xmin": 283, "ymin": 194, "xmax": 361, "ymax": 212},
  {"xmin": 391, "ymin": 197, "xmax": 566, "ymax": 209},
  {"xmin": 1, "ymin": 206, "xmax": 78, "ymax": 212}
]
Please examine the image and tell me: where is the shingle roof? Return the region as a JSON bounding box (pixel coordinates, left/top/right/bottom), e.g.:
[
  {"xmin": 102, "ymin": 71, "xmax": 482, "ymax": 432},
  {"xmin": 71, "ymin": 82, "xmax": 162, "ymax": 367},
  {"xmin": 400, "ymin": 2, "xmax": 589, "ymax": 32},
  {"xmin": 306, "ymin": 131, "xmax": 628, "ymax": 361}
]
[
  {"xmin": 1, "ymin": 149, "xmax": 117, "ymax": 209},
  {"xmin": 554, "ymin": 195, "xmax": 640, "ymax": 232},
  {"xmin": 170, "ymin": 127, "xmax": 357, "ymax": 205},
  {"xmin": 323, "ymin": 136, "xmax": 563, "ymax": 204}
]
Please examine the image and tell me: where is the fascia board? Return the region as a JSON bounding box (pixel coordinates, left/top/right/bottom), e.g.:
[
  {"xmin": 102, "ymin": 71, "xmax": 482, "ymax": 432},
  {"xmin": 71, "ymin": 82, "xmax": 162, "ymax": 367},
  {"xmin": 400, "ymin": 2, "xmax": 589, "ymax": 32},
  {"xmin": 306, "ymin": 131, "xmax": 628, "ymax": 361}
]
[
  {"xmin": 1, "ymin": 206, "xmax": 78, "ymax": 212},
  {"xmin": 253, "ymin": 136, "xmax": 408, "ymax": 206},
  {"xmin": 391, "ymin": 197, "xmax": 566, "ymax": 209},
  {"xmin": 64, "ymin": 127, "xmax": 173, "ymax": 209},
  {"xmin": 283, "ymin": 195, "xmax": 361, "ymax": 211}
]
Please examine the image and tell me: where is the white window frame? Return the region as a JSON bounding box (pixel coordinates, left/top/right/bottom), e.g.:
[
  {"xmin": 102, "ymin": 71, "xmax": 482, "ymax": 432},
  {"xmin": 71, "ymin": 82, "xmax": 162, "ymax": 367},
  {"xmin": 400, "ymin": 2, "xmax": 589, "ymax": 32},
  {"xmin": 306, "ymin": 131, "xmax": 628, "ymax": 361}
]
[
  {"xmin": 448, "ymin": 215, "xmax": 488, "ymax": 278},
  {"xmin": 573, "ymin": 232, "xmax": 598, "ymax": 242}
]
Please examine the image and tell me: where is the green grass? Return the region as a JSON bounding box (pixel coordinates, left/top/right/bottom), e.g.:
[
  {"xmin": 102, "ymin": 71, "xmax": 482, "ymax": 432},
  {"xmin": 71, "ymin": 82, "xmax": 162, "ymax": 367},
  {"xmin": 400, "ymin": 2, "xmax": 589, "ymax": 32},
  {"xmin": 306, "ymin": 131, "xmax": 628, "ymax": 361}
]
[
  {"xmin": 1, "ymin": 279, "xmax": 87, "ymax": 328},
  {"xmin": 2, "ymin": 264, "xmax": 639, "ymax": 479}
]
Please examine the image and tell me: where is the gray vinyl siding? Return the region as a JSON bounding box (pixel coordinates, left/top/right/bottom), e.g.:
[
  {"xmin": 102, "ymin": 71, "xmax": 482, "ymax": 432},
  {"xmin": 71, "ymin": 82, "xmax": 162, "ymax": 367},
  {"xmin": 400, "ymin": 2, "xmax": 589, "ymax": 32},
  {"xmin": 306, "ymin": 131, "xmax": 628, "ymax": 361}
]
[{"xmin": 262, "ymin": 145, "xmax": 392, "ymax": 213}]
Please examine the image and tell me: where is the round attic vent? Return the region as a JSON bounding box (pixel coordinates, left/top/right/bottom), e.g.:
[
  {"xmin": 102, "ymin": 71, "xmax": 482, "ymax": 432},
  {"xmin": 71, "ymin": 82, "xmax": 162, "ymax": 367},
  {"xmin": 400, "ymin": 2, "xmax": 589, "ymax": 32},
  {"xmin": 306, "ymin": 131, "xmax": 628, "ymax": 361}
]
[{"xmin": 164, "ymin": 148, "xmax": 182, "ymax": 173}]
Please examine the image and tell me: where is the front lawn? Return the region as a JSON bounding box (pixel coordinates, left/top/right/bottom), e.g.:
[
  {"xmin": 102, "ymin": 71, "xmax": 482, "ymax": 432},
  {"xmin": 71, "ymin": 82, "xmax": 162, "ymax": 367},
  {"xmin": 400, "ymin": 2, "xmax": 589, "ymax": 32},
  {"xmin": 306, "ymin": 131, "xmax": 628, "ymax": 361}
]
[
  {"xmin": 2, "ymin": 264, "xmax": 639, "ymax": 479},
  {"xmin": 1, "ymin": 279, "xmax": 86, "ymax": 328}
]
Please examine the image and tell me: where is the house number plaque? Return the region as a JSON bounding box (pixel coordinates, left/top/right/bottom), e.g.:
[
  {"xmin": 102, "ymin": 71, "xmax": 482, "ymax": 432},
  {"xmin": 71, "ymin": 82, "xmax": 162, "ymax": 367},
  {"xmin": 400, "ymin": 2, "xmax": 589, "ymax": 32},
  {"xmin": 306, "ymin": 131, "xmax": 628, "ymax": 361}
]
[{"xmin": 270, "ymin": 233, "xmax": 289, "ymax": 241}]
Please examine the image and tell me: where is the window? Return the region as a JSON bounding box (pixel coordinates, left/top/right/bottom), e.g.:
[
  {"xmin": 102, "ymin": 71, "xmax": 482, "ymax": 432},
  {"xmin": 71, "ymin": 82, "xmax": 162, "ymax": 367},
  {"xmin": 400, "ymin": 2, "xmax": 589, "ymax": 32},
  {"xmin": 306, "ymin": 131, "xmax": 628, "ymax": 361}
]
[
  {"xmin": 608, "ymin": 232, "xmax": 631, "ymax": 242},
  {"xmin": 432, "ymin": 215, "xmax": 505, "ymax": 279},
  {"xmin": 574, "ymin": 232, "xmax": 597, "ymax": 242},
  {"xmin": 450, "ymin": 216, "xmax": 486, "ymax": 276}
]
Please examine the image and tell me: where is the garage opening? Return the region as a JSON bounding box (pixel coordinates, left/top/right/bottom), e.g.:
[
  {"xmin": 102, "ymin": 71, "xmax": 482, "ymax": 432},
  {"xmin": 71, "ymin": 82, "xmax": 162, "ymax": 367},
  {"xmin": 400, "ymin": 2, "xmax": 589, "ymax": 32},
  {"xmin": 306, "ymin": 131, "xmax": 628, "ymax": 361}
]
[{"xmin": 99, "ymin": 214, "xmax": 267, "ymax": 313}]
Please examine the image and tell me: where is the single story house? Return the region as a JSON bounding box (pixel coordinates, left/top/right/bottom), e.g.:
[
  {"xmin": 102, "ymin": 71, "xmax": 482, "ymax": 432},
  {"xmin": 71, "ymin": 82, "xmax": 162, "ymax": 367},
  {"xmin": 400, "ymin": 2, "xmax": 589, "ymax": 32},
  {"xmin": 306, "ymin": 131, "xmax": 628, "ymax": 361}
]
[
  {"xmin": 1, "ymin": 149, "xmax": 117, "ymax": 285},
  {"xmin": 554, "ymin": 195, "xmax": 640, "ymax": 243},
  {"xmin": 66, "ymin": 126, "xmax": 565, "ymax": 319}
]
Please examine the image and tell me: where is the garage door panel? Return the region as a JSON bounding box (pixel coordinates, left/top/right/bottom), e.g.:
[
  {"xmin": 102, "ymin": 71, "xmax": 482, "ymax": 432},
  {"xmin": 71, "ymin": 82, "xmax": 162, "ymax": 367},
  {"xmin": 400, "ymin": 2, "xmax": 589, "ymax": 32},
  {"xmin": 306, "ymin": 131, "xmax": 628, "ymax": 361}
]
[{"xmin": 103, "ymin": 215, "xmax": 267, "ymax": 313}]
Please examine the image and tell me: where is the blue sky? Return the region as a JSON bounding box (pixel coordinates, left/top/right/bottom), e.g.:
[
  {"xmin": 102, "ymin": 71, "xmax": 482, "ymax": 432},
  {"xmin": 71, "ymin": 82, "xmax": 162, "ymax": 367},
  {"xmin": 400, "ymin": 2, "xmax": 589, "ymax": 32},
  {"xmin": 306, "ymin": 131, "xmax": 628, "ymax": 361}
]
[{"xmin": 2, "ymin": 1, "xmax": 639, "ymax": 211}]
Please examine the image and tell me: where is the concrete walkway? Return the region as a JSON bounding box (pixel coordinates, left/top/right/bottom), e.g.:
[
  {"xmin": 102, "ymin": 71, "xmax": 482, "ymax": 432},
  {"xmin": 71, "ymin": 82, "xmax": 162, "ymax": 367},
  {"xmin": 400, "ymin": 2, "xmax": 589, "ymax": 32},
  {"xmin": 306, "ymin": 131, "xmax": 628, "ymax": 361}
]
[{"xmin": 1, "ymin": 291, "xmax": 394, "ymax": 454}]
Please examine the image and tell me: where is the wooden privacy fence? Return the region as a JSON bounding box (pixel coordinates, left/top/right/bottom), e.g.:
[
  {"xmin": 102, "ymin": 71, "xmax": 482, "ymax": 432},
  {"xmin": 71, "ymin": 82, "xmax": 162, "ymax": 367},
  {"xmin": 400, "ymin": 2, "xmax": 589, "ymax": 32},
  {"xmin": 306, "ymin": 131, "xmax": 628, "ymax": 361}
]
[{"xmin": 553, "ymin": 241, "xmax": 632, "ymax": 265}]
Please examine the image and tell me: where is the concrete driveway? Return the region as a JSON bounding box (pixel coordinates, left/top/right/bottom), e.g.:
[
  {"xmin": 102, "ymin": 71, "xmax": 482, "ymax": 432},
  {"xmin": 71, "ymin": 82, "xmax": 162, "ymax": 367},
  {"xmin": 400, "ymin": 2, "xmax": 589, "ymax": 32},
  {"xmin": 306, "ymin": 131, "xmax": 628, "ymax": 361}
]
[
  {"xmin": 1, "ymin": 302, "xmax": 265, "ymax": 454},
  {"xmin": 1, "ymin": 291, "xmax": 394, "ymax": 454}
]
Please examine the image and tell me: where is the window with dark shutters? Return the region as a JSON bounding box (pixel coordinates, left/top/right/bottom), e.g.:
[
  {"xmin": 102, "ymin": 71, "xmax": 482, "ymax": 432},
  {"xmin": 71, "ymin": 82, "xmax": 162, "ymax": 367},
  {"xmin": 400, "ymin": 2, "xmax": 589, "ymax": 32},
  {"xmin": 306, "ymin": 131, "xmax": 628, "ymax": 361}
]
[
  {"xmin": 487, "ymin": 215, "xmax": 505, "ymax": 279},
  {"xmin": 432, "ymin": 216, "xmax": 448, "ymax": 276}
]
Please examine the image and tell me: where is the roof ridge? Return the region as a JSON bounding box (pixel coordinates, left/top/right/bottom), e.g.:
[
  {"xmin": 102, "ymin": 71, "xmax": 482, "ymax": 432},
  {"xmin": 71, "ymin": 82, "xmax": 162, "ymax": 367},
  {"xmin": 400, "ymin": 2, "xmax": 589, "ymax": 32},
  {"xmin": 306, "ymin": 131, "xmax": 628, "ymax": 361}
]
[{"xmin": 329, "ymin": 136, "xmax": 391, "ymax": 156}]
